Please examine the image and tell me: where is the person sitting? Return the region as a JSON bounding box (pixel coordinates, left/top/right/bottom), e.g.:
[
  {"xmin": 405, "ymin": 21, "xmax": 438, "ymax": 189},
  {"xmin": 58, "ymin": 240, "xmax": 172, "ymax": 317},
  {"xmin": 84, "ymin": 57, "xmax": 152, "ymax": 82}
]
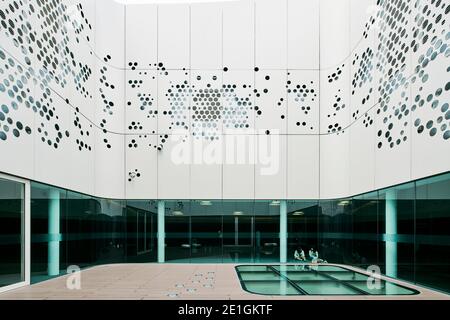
[
  {"xmin": 300, "ymin": 249, "xmax": 306, "ymax": 261},
  {"xmin": 308, "ymin": 248, "xmax": 316, "ymax": 261},
  {"xmin": 294, "ymin": 248, "xmax": 306, "ymax": 261},
  {"xmin": 311, "ymin": 250, "xmax": 327, "ymax": 264}
]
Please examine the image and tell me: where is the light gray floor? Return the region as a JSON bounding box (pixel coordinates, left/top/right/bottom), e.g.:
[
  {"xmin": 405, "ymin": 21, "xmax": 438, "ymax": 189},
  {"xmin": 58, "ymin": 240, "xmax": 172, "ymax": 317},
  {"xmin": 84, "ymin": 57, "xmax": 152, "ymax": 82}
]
[{"xmin": 0, "ymin": 263, "xmax": 448, "ymax": 300}]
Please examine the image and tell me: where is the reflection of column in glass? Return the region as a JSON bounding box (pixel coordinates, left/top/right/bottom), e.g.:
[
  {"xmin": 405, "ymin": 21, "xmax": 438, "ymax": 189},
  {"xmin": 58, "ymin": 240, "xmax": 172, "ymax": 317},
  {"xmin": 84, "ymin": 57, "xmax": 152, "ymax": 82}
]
[
  {"xmin": 280, "ymin": 201, "xmax": 287, "ymax": 263},
  {"xmin": 385, "ymin": 189, "xmax": 397, "ymax": 278},
  {"xmin": 279, "ymin": 264, "xmax": 287, "ymax": 295},
  {"xmin": 157, "ymin": 201, "xmax": 165, "ymax": 263},
  {"xmin": 256, "ymin": 231, "xmax": 261, "ymax": 261},
  {"xmin": 234, "ymin": 217, "xmax": 238, "ymax": 245},
  {"xmin": 48, "ymin": 189, "xmax": 60, "ymax": 276}
]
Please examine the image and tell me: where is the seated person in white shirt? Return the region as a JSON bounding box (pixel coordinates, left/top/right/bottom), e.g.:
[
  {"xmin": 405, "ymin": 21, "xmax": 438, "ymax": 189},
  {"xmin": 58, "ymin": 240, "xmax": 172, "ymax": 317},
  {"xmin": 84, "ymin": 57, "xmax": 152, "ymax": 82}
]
[
  {"xmin": 294, "ymin": 248, "xmax": 306, "ymax": 261},
  {"xmin": 308, "ymin": 248, "xmax": 316, "ymax": 261},
  {"xmin": 311, "ymin": 250, "xmax": 328, "ymax": 264}
]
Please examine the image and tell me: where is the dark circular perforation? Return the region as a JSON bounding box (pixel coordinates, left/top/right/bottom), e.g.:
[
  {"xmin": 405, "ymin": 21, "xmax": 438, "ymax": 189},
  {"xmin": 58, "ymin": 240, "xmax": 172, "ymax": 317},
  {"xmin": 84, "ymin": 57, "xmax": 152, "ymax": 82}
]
[
  {"xmin": 327, "ymin": 64, "xmax": 345, "ymax": 83},
  {"xmin": 127, "ymin": 168, "xmax": 141, "ymax": 182},
  {"xmin": 286, "ymin": 75, "xmax": 317, "ymax": 131},
  {"xmin": 0, "ymin": 0, "xmax": 94, "ymax": 151}
]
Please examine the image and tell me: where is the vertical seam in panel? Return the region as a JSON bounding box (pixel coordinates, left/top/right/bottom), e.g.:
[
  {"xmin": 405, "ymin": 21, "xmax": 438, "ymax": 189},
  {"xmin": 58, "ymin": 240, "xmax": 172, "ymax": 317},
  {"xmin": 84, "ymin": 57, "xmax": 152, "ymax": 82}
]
[
  {"xmin": 286, "ymin": 0, "xmax": 289, "ymax": 200},
  {"xmin": 189, "ymin": 4, "xmax": 192, "ymax": 200},
  {"xmin": 221, "ymin": 6, "xmax": 224, "ymax": 69},
  {"xmin": 32, "ymin": 67, "xmax": 37, "ymax": 188},
  {"xmin": 372, "ymin": 15, "xmax": 376, "ymax": 193},
  {"xmin": 286, "ymin": 0, "xmax": 289, "ymax": 70},
  {"xmin": 348, "ymin": 0, "xmax": 351, "ymax": 196},
  {"xmin": 221, "ymin": 6, "xmax": 224, "ymax": 200},
  {"xmin": 93, "ymin": 0, "xmax": 97, "ymax": 196},
  {"xmin": 413, "ymin": 181, "xmax": 416, "ymax": 284},
  {"xmin": 124, "ymin": 4, "xmax": 127, "ymax": 200},
  {"xmin": 318, "ymin": 0, "xmax": 321, "ymax": 200},
  {"xmin": 156, "ymin": 5, "xmax": 159, "ymax": 200},
  {"xmin": 348, "ymin": 0, "xmax": 351, "ymax": 195},
  {"xmin": 409, "ymin": 4, "xmax": 413, "ymax": 185},
  {"xmin": 253, "ymin": 0, "xmax": 256, "ymax": 200},
  {"xmin": 410, "ymin": 5, "xmax": 415, "ymax": 285}
]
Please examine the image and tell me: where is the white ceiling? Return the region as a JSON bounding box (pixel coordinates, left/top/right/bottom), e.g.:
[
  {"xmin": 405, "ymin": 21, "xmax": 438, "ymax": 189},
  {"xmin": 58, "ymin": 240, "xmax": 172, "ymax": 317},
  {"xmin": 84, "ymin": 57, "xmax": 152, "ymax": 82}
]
[{"xmin": 115, "ymin": 0, "xmax": 239, "ymax": 4}]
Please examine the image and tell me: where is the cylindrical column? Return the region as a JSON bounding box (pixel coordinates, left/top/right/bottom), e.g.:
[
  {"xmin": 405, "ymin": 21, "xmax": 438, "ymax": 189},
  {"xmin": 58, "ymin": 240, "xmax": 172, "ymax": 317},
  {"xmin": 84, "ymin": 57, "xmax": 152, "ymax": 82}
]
[
  {"xmin": 385, "ymin": 189, "xmax": 397, "ymax": 278},
  {"xmin": 279, "ymin": 264, "xmax": 287, "ymax": 295},
  {"xmin": 48, "ymin": 189, "xmax": 60, "ymax": 276},
  {"xmin": 280, "ymin": 200, "xmax": 287, "ymax": 263},
  {"xmin": 157, "ymin": 200, "xmax": 165, "ymax": 263}
]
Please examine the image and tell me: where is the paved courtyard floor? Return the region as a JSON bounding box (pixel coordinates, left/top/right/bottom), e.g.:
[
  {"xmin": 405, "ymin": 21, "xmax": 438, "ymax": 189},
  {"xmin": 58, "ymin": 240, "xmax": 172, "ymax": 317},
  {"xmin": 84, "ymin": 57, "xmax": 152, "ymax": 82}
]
[{"xmin": 0, "ymin": 263, "xmax": 448, "ymax": 300}]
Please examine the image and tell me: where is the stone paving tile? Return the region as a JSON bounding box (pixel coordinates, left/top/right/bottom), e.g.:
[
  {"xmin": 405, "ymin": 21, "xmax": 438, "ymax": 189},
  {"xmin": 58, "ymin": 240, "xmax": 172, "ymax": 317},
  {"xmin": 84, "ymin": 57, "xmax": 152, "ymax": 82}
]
[{"xmin": 1, "ymin": 263, "xmax": 448, "ymax": 300}]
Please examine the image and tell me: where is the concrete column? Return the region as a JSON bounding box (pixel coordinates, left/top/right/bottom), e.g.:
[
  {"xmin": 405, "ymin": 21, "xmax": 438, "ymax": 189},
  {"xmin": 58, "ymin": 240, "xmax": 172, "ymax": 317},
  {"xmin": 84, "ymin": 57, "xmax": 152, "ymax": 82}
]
[
  {"xmin": 48, "ymin": 189, "xmax": 60, "ymax": 276},
  {"xmin": 279, "ymin": 264, "xmax": 287, "ymax": 295},
  {"xmin": 385, "ymin": 189, "xmax": 397, "ymax": 278},
  {"xmin": 280, "ymin": 200, "xmax": 287, "ymax": 263},
  {"xmin": 157, "ymin": 200, "xmax": 165, "ymax": 263}
]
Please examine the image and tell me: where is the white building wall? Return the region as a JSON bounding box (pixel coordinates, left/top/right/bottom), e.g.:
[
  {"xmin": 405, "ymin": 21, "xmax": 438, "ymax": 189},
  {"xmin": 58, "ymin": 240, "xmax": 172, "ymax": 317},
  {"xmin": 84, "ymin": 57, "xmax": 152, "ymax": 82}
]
[{"xmin": 0, "ymin": 0, "xmax": 448, "ymax": 200}]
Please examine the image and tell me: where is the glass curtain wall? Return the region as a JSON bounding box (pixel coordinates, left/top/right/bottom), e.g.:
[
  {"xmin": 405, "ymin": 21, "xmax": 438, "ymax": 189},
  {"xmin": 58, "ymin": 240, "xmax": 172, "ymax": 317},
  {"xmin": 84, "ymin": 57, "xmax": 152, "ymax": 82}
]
[
  {"xmin": 287, "ymin": 201, "xmax": 318, "ymax": 262},
  {"xmin": 283, "ymin": 173, "xmax": 449, "ymax": 294},
  {"xmin": 30, "ymin": 182, "xmax": 157, "ymax": 283},
  {"xmin": 25, "ymin": 172, "xmax": 450, "ymax": 293},
  {"xmin": 165, "ymin": 200, "xmax": 191, "ymax": 262},
  {"xmin": 0, "ymin": 177, "xmax": 25, "ymax": 288},
  {"xmin": 164, "ymin": 200, "xmax": 280, "ymax": 263},
  {"xmin": 415, "ymin": 174, "xmax": 450, "ymax": 292},
  {"xmin": 318, "ymin": 199, "xmax": 353, "ymax": 265},
  {"xmin": 254, "ymin": 201, "xmax": 280, "ymax": 263},
  {"xmin": 351, "ymin": 191, "xmax": 379, "ymax": 268},
  {"xmin": 125, "ymin": 200, "xmax": 157, "ymax": 262}
]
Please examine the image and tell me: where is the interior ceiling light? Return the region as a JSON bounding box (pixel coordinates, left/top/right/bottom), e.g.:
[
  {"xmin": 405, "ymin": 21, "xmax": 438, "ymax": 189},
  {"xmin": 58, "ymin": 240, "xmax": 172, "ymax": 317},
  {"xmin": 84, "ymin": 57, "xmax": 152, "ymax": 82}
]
[
  {"xmin": 172, "ymin": 210, "xmax": 184, "ymax": 216},
  {"xmin": 233, "ymin": 211, "xmax": 243, "ymax": 216},
  {"xmin": 200, "ymin": 200, "xmax": 212, "ymax": 206},
  {"xmin": 292, "ymin": 211, "xmax": 304, "ymax": 216},
  {"xmin": 270, "ymin": 200, "xmax": 281, "ymax": 206},
  {"xmin": 338, "ymin": 200, "xmax": 350, "ymax": 206}
]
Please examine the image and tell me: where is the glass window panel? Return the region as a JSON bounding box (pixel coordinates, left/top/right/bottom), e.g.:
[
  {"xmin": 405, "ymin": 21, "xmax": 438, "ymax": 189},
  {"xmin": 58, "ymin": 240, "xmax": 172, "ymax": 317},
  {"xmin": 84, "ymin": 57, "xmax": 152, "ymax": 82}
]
[
  {"xmin": 255, "ymin": 200, "xmax": 279, "ymax": 263},
  {"xmin": 352, "ymin": 192, "xmax": 379, "ymax": 268},
  {"xmin": 318, "ymin": 199, "xmax": 353, "ymax": 265},
  {"xmin": 239, "ymin": 271, "xmax": 281, "ymax": 281},
  {"xmin": 223, "ymin": 200, "xmax": 255, "ymax": 263},
  {"xmin": 272, "ymin": 265, "xmax": 309, "ymax": 272},
  {"xmin": 165, "ymin": 200, "xmax": 191, "ymax": 262},
  {"xmin": 236, "ymin": 265, "xmax": 271, "ymax": 272},
  {"xmin": 284, "ymin": 272, "xmax": 329, "ymax": 281},
  {"xmin": 324, "ymin": 271, "xmax": 369, "ymax": 281},
  {"xmin": 309, "ymin": 265, "xmax": 349, "ymax": 272},
  {"xmin": 190, "ymin": 215, "xmax": 223, "ymax": 263},
  {"xmin": 287, "ymin": 200, "xmax": 318, "ymax": 263},
  {"xmin": 0, "ymin": 178, "xmax": 24, "ymax": 288},
  {"xmin": 126, "ymin": 200, "xmax": 157, "ymax": 262},
  {"xmin": 94, "ymin": 199, "xmax": 126, "ymax": 265},
  {"xmin": 242, "ymin": 281, "xmax": 301, "ymax": 295},
  {"xmin": 296, "ymin": 281, "xmax": 361, "ymax": 295},
  {"xmin": 415, "ymin": 173, "xmax": 450, "ymax": 293},
  {"xmin": 349, "ymin": 281, "xmax": 415, "ymax": 295}
]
